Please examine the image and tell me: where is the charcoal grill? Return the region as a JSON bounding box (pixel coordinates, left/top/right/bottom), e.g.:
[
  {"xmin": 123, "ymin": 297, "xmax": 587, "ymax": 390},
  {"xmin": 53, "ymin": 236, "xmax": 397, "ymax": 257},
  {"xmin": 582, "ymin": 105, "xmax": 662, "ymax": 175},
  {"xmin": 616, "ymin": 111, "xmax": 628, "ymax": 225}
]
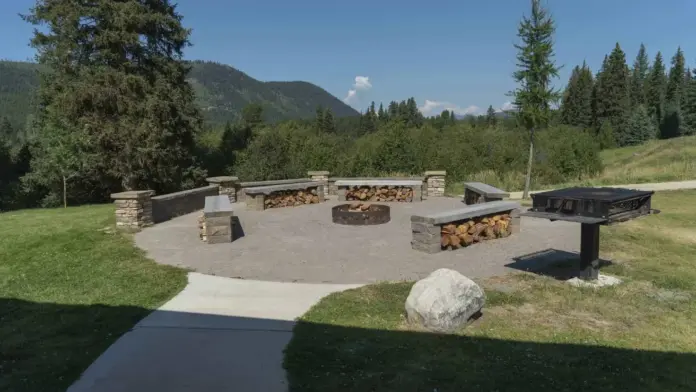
[{"xmin": 521, "ymin": 187, "xmax": 660, "ymax": 280}]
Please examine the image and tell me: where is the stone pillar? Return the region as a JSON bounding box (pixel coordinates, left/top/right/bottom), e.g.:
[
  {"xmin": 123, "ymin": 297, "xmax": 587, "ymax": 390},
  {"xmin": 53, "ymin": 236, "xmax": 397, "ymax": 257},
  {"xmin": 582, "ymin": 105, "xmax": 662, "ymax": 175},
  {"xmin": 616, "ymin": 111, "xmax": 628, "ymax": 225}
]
[
  {"xmin": 307, "ymin": 171, "xmax": 330, "ymax": 200},
  {"xmin": 207, "ymin": 176, "xmax": 240, "ymax": 203},
  {"xmin": 111, "ymin": 190, "xmax": 154, "ymax": 230},
  {"xmin": 424, "ymin": 171, "xmax": 446, "ymax": 197},
  {"xmin": 509, "ymin": 208, "xmax": 521, "ymax": 235}
]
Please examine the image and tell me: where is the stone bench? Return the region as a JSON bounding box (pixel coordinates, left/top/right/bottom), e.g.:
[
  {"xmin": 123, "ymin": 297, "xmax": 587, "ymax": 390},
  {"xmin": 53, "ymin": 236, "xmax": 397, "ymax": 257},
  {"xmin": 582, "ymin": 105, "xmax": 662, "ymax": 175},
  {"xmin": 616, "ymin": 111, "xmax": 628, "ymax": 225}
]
[
  {"xmin": 199, "ymin": 195, "xmax": 235, "ymax": 244},
  {"xmin": 335, "ymin": 179, "xmax": 423, "ymax": 202},
  {"xmin": 463, "ymin": 182, "xmax": 510, "ymax": 205},
  {"xmin": 411, "ymin": 201, "xmax": 521, "ymax": 253},
  {"xmin": 236, "ymin": 178, "xmax": 311, "ymax": 203},
  {"xmin": 245, "ymin": 181, "xmax": 325, "ymax": 211}
]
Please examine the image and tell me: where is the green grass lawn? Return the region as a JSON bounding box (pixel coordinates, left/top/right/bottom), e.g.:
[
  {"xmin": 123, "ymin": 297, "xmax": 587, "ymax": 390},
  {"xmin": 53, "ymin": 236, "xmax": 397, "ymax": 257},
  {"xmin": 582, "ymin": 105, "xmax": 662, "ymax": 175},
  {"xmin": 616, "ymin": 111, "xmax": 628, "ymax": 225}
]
[
  {"xmin": 284, "ymin": 190, "xmax": 696, "ymax": 392},
  {"xmin": 448, "ymin": 135, "xmax": 696, "ymax": 195},
  {"xmin": 0, "ymin": 205, "xmax": 187, "ymax": 392}
]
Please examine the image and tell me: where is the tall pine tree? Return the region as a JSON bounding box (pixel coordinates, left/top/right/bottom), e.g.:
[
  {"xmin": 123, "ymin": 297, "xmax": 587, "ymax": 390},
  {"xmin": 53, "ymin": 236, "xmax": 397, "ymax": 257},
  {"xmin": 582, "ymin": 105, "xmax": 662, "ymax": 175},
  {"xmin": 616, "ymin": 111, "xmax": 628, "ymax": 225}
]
[
  {"xmin": 23, "ymin": 0, "xmax": 205, "ymax": 195},
  {"xmin": 560, "ymin": 62, "xmax": 593, "ymax": 128},
  {"xmin": 486, "ymin": 105, "xmax": 497, "ymax": 127},
  {"xmin": 665, "ymin": 47, "xmax": 686, "ymax": 106},
  {"xmin": 510, "ymin": 0, "xmax": 561, "ymax": 198},
  {"xmin": 629, "ymin": 43, "xmax": 650, "ymax": 106},
  {"xmin": 682, "ymin": 70, "xmax": 696, "ymax": 135},
  {"xmin": 597, "ymin": 43, "xmax": 631, "ymax": 146},
  {"xmin": 646, "ymin": 51, "xmax": 667, "ymax": 128}
]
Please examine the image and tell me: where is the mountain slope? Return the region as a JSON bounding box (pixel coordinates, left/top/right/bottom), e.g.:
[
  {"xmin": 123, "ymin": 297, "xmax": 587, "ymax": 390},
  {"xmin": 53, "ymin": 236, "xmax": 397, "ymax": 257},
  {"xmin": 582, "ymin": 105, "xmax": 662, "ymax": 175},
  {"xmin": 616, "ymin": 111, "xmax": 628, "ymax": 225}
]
[{"xmin": 0, "ymin": 60, "xmax": 359, "ymax": 131}]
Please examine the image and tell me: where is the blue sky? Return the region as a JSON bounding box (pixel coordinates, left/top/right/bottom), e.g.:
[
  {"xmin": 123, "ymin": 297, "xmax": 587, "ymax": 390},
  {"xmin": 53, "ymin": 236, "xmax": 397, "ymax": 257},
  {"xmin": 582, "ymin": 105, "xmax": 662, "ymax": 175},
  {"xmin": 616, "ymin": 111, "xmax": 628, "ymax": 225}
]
[{"xmin": 2, "ymin": 0, "xmax": 696, "ymax": 116}]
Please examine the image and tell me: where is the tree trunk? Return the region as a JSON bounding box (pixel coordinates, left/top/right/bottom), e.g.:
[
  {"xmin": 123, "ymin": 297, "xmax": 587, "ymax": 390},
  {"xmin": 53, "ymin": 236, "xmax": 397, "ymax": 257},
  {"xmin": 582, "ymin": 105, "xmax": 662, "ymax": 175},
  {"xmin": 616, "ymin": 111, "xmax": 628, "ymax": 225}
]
[
  {"xmin": 63, "ymin": 175, "xmax": 67, "ymax": 208},
  {"xmin": 522, "ymin": 128, "xmax": 534, "ymax": 199}
]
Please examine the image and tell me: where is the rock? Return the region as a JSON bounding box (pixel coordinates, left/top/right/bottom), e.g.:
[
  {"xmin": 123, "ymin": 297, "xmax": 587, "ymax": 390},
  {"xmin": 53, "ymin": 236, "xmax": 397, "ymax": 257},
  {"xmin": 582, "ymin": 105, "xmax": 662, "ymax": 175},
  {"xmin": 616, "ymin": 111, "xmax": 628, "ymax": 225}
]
[{"xmin": 405, "ymin": 268, "xmax": 485, "ymax": 333}]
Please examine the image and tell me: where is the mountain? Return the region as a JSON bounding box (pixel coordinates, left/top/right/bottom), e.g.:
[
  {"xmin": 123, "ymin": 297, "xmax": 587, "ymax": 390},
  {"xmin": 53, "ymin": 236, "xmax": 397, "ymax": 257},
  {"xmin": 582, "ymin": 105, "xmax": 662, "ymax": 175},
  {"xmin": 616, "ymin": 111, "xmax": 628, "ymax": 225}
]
[{"xmin": 0, "ymin": 60, "xmax": 359, "ymax": 132}]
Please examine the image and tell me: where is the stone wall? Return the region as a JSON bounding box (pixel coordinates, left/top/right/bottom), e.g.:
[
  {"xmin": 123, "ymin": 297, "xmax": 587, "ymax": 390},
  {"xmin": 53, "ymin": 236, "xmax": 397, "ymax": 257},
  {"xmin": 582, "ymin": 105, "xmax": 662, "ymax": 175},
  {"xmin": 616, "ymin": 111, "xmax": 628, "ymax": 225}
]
[
  {"xmin": 424, "ymin": 171, "xmax": 446, "ymax": 197},
  {"xmin": 207, "ymin": 176, "xmax": 239, "ymax": 203},
  {"xmin": 151, "ymin": 185, "xmax": 219, "ymax": 223},
  {"xmin": 111, "ymin": 190, "xmax": 154, "ymax": 229}
]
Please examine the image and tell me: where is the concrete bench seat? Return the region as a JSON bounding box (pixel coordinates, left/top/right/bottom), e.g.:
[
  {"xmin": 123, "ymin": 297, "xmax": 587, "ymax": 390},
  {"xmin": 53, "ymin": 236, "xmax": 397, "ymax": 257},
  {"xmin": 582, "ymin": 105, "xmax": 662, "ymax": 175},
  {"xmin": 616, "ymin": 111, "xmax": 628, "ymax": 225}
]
[
  {"xmin": 335, "ymin": 179, "xmax": 423, "ymax": 202},
  {"xmin": 463, "ymin": 182, "xmax": 510, "ymax": 205},
  {"xmin": 200, "ymin": 195, "xmax": 235, "ymax": 244},
  {"xmin": 411, "ymin": 200, "xmax": 521, "ymax": 253},
  {"xmin": 244, "ymin": 181, "xmax": 325, "ymax": 211}
]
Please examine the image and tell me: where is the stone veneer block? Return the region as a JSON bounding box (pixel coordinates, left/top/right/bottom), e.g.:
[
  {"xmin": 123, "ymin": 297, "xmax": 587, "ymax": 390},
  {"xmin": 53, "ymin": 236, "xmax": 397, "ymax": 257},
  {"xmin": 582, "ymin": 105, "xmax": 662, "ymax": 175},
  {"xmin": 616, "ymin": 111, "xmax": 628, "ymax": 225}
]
[
  {"xmin": 207, "ymin": 176, "xmax": 240, "ymax": 203},
  {"xmin": 111, "ymin": 190, "xmax": 154, "ymax": 229},
  {"xmin": 410, "ymin": 201, "xmax": 521, "ymax": 254},
  {"xmin": 424, "ymin": 170, "xmax": 446, "ymax": 198},
  {"xmin": 308, "ymin": 171, "xmax": 330, "ymax": 200},
  {"xmin": 203, "ymin": 195, "xmax": 235, "ymax": 244}
]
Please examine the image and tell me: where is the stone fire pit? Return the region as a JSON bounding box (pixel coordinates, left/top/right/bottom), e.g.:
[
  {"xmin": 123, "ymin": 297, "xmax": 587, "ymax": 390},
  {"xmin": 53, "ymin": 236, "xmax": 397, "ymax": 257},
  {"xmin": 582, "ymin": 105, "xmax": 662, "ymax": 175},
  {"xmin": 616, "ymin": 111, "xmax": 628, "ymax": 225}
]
[{"xmin": 332, "ymin": 203, "xmax": 391, "ymax": 225}]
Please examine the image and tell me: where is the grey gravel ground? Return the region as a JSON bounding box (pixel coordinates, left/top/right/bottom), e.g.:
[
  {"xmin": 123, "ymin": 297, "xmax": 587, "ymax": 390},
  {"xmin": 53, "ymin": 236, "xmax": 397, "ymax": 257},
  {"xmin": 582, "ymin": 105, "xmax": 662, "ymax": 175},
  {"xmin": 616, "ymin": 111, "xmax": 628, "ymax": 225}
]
[{"xmin": 135, "ymin": 197, "xmax": 581, "ymax": 284}]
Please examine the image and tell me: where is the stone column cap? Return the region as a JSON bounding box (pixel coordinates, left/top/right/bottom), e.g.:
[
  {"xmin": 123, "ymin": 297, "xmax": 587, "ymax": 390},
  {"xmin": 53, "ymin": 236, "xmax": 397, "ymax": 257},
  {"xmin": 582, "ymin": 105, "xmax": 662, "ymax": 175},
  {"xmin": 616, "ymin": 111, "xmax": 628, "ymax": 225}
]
[
  {"xmin": 307, "ymin": 170, "xmax": 330, "ymax": 176},
  {"xmin": 110, "ymin": 190, "xmax": 155, "ymax": 200},
  {"xmin": 206, "ymin": 176, "xmax": 240, "ymax": 184},
  {"xmin": 424, "ymin": 170, "xmax": 447, "ymax": 176}
]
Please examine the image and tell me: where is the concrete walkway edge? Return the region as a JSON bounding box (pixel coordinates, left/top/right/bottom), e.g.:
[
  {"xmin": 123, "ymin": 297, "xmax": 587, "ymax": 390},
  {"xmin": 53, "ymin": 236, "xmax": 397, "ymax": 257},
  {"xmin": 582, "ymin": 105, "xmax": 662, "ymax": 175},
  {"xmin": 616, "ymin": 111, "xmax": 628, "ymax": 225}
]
[{"xmin": 67, "ymin": 273, "xmax": 363, "ymax": 392}]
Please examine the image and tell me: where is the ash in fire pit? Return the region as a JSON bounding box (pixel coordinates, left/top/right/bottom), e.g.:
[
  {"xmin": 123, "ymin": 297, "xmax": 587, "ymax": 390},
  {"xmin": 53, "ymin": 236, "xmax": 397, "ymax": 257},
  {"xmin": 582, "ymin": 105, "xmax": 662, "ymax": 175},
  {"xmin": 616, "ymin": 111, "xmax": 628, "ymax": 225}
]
[{"xmin": 332, "ymin": 203, "xmax": 391, "ymax": 226}]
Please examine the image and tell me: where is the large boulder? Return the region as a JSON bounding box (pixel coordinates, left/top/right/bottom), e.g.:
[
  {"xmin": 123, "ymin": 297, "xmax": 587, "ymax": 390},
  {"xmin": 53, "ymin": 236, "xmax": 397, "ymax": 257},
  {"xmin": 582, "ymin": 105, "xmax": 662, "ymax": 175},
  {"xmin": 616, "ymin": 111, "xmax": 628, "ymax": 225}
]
[{"xmin": 405, "ymin": 268, "xmax": 485, "ymax": 332}]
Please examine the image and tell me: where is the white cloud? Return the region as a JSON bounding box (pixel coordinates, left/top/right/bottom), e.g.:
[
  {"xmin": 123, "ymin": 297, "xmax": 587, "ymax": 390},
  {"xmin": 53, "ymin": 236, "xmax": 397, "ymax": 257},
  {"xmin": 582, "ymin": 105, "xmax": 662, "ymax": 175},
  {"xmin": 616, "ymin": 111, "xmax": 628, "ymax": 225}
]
[
  {"xmin": 343, "ymin": 76, "xmax": 372, "ymax": 104},
  {"xmin": 498, "ymin": 101, "xmax": 515, "ymax": 112},
  {"xmin": 418, "ymin": 100, "xmax": 481, "ymax": 117}
]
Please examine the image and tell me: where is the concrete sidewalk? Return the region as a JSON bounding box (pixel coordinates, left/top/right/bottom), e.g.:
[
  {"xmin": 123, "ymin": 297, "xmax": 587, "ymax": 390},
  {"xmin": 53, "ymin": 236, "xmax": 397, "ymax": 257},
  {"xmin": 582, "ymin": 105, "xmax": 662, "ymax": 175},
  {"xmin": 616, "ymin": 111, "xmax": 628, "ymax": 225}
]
[
  {"xmin": 503, "ymin": 180, "xmax": 696, "ymax": 199},
  {"xmin": 67, "ymin": 273, "xmax": 362, "ymax": 392}
]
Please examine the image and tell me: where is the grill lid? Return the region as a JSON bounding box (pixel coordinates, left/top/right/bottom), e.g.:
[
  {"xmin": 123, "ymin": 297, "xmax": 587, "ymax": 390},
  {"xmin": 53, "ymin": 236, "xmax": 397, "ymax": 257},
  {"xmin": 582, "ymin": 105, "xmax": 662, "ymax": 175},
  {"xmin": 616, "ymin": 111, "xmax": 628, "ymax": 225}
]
[{"xmin": 532, "ymin": 187, "xmax": 654, "ymax": 202}]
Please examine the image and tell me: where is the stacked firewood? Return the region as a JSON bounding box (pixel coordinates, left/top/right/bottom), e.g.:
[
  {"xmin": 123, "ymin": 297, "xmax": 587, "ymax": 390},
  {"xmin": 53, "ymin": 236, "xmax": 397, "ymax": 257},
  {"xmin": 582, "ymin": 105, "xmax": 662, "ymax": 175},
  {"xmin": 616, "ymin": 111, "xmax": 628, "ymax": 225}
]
[
  {"xmin": 197, "ymin": 214, "xmax": 207, "ymax": 242},
  {"xmin": 440, "ymin": 213, "xmax": 511, "ymax": 250},
  {"xmin": 348, "ymin": 202, "xmax": 372, "ymax": 212},
  {"xmin": 265, "ymin": 189, "xmax": 321, "ymax": 209},
  {"xmin": 345, "ymin": 186, "xmax": 413, "ymax": 202}
]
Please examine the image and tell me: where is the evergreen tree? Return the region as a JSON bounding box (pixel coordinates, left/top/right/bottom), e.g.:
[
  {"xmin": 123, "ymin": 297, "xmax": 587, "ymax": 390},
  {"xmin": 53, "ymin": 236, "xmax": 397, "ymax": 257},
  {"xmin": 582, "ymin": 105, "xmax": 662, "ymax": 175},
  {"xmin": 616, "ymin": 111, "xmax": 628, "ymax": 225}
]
[
  {"xmin": 646, "ymin": 51, "xmax": 667, "ymax": 127},
  {"xmin": 486, "ymin": 105, "xmax": 497, "ymax": 127},
  {"xmin": 314, "ymin": 106, "xmax": 324, "ymax": 131},
  {"xmin": 624, "ymin": 105, "xmax": 655, "ymax": 146},
  {"xmin": 591, "ymin": 56, "xmax": 609, "ymax": 128},
  {"xmin": 665, "ymin": 47, "xmax": 686, "ymax": 106},
  {"xmin": 560, "ymin": 64, "xmax": 594, "ymax": 127},
  {"xmin": 23, "ymin": 0, "xmax": 205, "ymax": 194},
  {"xmin": 322, "ymin": 108, "xmax": 336, "ymax": 133},
  {"xmin": 0, "ymin": 117, "xmax": 13, "ymax": 144},
  {"xmin": 510, "ymin": 0, "xmax": 561, "ymax": 198},
  {"xmin": 241, "ymin": 103, "xmax": 264, "ymax": 128},
  {"xmin": 660, "ymin": 103, "xmax": 685, "ymax": 139},
  {"xmin": 377, "ymin": 103, "xmax": 387, "ymax": 122},
  {"xmin": 630, "ymin": 43, "xmax": 650, "ymax": 106},
  {"xmin": 597, "ymin": 120, "xmax": 616, "ymax": 150},
  {"xmin": 597, "ymin": 43, "xmax": 631, "ymax": 146},
  {"xmin": 387, "ymin": 101, "xmax": 399, "ymax": 119},
  {"xmin": 450, "ymin": 110, "xmax": 456, "ymax": 123},
  {"xmin": 682, "ymin": 71, "xmax": 696, "ymax": 135}
]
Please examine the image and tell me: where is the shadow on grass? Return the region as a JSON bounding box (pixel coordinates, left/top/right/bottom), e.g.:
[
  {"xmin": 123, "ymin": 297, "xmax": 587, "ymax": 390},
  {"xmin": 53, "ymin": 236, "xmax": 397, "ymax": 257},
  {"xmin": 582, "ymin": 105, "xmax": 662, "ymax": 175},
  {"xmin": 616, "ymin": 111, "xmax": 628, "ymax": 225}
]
[
  {"xmin": 2, "ymin": 297, "xmax": 696, "ymax": 392},
  {"xmin": 506, "ymin": 248, "xmax": 614, "ymax": 280}
]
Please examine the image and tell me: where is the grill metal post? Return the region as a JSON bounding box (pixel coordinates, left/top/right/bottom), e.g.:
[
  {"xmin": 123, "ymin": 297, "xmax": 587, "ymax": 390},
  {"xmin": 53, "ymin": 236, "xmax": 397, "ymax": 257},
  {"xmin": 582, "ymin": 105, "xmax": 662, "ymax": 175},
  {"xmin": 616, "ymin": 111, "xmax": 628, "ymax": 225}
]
[{"xmin": 579, "ymin": 223, "xmax": 600, "ymax": 280}]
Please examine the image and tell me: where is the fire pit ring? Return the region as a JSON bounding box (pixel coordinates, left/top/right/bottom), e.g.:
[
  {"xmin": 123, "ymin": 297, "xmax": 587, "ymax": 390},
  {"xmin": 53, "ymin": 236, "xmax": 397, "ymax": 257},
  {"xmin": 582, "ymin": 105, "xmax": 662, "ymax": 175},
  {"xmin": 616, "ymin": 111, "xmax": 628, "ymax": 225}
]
[{"xmin": 332, "ymin": 203, "xmax": 391, "ymax": 226}]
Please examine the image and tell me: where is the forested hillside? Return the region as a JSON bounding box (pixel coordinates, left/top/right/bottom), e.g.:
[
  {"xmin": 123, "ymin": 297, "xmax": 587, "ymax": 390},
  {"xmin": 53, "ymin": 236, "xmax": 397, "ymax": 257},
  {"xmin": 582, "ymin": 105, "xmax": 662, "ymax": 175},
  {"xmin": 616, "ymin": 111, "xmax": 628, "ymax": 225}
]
[{"xmin": 0, "ymin": 60, "xmax": 359, "ymax": 135}]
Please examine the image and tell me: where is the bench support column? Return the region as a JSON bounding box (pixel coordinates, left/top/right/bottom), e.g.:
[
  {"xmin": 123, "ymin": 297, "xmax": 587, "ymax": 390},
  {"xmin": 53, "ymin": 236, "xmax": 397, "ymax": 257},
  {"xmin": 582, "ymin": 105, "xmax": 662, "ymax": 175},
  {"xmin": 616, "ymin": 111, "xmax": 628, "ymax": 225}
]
[{"xmin": 579, "ymin": 223, "xmax": 601, "ymax": 280}]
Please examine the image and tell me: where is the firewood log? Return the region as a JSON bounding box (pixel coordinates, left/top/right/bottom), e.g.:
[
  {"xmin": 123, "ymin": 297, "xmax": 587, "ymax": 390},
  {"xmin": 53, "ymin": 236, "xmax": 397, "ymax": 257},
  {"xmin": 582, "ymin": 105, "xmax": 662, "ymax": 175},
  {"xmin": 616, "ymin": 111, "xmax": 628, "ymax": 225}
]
[
  {"xmin": 441, "ymin": 235, "xmax": 450, "ymax": 247},
  {"xmin": 449, "ymin": 234, "xmax": 461, "ymax": 249}
]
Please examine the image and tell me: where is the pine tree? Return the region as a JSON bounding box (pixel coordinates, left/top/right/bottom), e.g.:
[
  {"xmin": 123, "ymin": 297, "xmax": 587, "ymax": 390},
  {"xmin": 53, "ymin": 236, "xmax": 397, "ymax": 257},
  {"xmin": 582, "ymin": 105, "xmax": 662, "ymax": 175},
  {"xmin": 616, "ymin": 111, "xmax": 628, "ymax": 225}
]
[
  {"xmin": 660, "ymin": 103, "xmax": 685, "ymax": 139},
  {"xmin": 486, "ymin": 105, "xmax": 497, "ymax": 127},
  {"xmin": 645, "ymin": 51, "xmax": 667, "ymax": 128},
  {"xmin": 665, "ymin": 47, "xmax": 686, "ymax": 106},
  {"xmin": 560, "ymin": 66, "xmax": 581, "ymax": 125},
  {"xmin": 322, "ymin": 108, "xmax": 336, "ymax": 133},
  {"xmin": 624, "ymin": 105, "xmax": 655, "ymax": 146},
  {"xmin": 0, "ymin": 117, "xmax": 13, "ymax": 144},
  {"xmin": 597, "ymin": 43, "xmax": 631, "ymax": 146},
  {"xmin": 683, "ymin": 73, "xmax": 696, "ymax": 135},
  {"xmin": 591, "ymin": 56, "xmax": 609, "ymax": 128},
  {"xmin": 314, "ymin": 106, "xmax": 324, "ymax": 132},
  {"xmin": 377, "ymin": 103, "xmax": 387, "ymax": 122},
  {"xmin": 241, "ymin": 104, "xmax": 264, "ymax": 128},
  {"xmin": 562, "ymin": 63, "xmax": 594, "ymax": 129},
  {"xmin": 23, "ymin": 0, "xmax": 204, "ymax": 194},
  {"xmin": 387, "ymin": 101, "xmax": 399, "ymax": 119},
  {"xmin": 510, "ymin": 0, "xmax": 561, "ymax": 198},
  {"xmin": 630, "ymin": 43, "xmax": 650, "ymax": 106},
  {"xmin": 597, "ymin": 120, "xmax": 616, "ymax": 149}
]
